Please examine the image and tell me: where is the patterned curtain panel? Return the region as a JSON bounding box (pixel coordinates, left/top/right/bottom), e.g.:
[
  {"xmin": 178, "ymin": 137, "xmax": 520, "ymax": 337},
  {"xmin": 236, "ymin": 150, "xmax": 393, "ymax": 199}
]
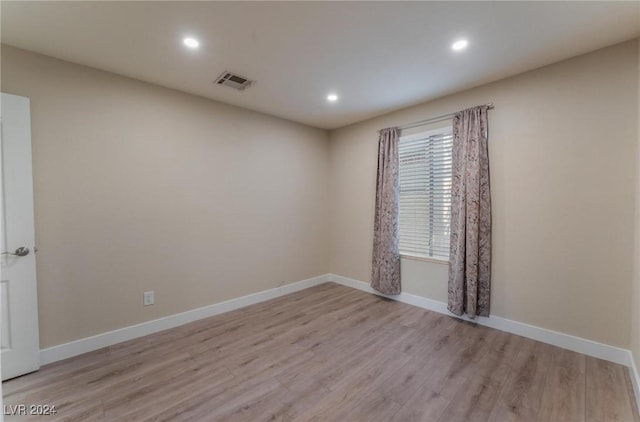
[
  {"xmin": 371, "ymin": 127, "xmax": 401, "ymax": 295},
  {"xmin": 448, "ymin": 106, "xmax": 491, "ymax": 317}
]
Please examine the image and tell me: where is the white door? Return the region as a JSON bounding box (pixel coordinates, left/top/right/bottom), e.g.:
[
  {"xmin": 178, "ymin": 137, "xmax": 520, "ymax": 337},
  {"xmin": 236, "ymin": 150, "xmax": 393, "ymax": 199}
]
[{"xmin": 1, "ymin": 93, "xmax": 40, "ymax": 380}]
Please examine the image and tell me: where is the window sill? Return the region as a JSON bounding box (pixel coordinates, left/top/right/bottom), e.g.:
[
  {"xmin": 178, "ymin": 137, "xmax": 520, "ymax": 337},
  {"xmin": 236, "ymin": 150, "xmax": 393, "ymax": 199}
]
[{"xmin": 400, "ymin": 254, "xmax": 449, "ymax": 265}]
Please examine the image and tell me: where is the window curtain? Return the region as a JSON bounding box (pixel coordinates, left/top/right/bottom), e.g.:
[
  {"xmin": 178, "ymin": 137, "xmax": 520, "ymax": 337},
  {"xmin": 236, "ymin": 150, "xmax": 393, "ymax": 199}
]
[
  {"xmin": 447, "ymin": 106, "xmax": 491, "ymax": 317},
  {"xmin": 371, "ymin": 127, "xmax": 401, "ymax": 295}
]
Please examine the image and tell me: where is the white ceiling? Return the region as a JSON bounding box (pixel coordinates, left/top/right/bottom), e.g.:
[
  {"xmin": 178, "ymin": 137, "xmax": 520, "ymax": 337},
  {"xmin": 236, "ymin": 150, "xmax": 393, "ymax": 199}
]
[{"xmin": 2, "ymin": 1, "xmax": 639, "ymax": 129}]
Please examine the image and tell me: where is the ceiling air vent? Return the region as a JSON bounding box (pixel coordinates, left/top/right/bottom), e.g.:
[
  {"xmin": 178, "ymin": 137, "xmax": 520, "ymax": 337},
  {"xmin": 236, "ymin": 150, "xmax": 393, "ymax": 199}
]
[{"xmin": 215, "ymin": 71, "xmax": 254, "ymax": 91}]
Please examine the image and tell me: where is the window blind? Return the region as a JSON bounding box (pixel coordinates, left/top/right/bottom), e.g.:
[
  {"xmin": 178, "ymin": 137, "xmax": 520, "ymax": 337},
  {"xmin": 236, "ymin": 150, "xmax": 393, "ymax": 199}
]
[{"xmin": 398, "ymin": 128, "xmax": 453, "ymax": 260}]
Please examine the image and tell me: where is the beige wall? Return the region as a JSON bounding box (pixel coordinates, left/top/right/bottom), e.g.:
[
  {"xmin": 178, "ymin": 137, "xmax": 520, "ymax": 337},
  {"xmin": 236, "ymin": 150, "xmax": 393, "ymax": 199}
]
[
  {"xmin": 329, "ymin": 40, "xmax": 639, "ymax": 348},
  {"xmin": 632, "ymin": 39, "xmax": 640, "ymax": 369},
  {"xmin": 1, "ymin": 46, "xmax": 330, "ymax": 348},
  {"xmin": 2, "ymin": 40, "xmax": 639, "ymax": 351}
]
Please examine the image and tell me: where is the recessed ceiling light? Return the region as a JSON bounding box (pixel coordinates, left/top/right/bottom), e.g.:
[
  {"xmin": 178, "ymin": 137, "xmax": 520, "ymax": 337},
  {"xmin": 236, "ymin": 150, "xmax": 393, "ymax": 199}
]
[
  {"xmin": 183, "ymin": 37, "xmax": 200, "ymax": 49},
  {"xmin": 327, "ymin": 93, "xmax": 339, "ymax": 102},
  {"xmin": 451, "ymin": 39, "xmax": 468, "ymax": 51}
]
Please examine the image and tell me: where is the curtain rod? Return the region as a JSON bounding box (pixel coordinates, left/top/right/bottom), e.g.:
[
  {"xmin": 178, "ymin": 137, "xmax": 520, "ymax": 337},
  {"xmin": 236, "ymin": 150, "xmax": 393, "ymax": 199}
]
[{"xmin": 397, "ymin": 103, "xmax": 494, "ymax": 131}]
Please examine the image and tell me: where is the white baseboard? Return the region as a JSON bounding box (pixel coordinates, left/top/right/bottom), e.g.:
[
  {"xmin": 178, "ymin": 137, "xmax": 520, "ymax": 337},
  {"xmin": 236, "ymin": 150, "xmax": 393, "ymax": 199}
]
[
  {"xmin": 629, "ymin": 354, "xmax": 640, "ymax": 414},
  {"xmin": 328, "ymin": 273, "xmax": 632, "ymax": 367},
  {"xmin": 40, "ymin": 271, "xmax": 635, "ymax": 371},
  {"xmin": 39, "ymin": 274, "xmax": 330, "ymax": 365},
  {"xmin": 40, "ymin": 271, "xmax": 640, "ymax": 410}
]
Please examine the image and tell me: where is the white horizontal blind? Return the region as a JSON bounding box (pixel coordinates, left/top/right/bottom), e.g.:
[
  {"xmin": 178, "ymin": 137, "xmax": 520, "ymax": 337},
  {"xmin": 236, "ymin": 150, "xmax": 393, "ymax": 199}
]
[{"xmin": 398, "ymin": 127, "xmax": 453, "ymax": 260}]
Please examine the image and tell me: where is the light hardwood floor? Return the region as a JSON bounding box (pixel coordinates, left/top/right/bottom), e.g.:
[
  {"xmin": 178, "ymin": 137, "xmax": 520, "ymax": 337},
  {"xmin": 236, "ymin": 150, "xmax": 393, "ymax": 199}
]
[{"xmin": 4, "ymin": 282, "xmax": 639, "ymax": 421}]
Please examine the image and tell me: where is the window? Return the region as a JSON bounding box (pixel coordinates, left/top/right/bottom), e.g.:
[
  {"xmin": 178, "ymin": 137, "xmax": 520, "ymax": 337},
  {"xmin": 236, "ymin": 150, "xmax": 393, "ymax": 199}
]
[{"xmin": 398, "ymin": 126, "xmax": 453, "ymax": 260}]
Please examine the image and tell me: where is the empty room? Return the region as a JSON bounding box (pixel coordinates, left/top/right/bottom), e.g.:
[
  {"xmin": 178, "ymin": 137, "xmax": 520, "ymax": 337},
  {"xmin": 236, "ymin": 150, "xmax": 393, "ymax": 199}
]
[{"xmin": 1, "ymin": 1, "xmax": 640, "ymax": 421}]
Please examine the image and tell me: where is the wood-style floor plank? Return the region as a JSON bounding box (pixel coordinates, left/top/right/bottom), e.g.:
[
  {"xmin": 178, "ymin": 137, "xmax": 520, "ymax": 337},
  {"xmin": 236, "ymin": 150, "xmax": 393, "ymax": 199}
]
[
  {"xmin": 586, "ymin": 356, "xmax": 636, "ymax": 422},
  {"xmin": 3, "ymin": 283, "xmax": 637, "ymax": 422},
  {"xmin": 391, "ymin": 382, "xmax": 450, "ymax": 422},
  {"xmin": 439, "ymin": 374, "xmax": 503, "ymax": 422},
  {"xmin": 488, "ymin": 339, "xmax": 555, "ymax": 422},
  {"xmin": 537, "ymin": 348, "xmax": 586, "ymax": 422}
]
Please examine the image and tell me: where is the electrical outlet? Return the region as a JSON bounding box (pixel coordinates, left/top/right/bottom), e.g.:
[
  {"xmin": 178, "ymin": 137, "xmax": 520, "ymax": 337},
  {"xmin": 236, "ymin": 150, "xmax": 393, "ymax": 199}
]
[{"xmin": 143, "ymin": 291, "xmax": 154, "ymax": 306}]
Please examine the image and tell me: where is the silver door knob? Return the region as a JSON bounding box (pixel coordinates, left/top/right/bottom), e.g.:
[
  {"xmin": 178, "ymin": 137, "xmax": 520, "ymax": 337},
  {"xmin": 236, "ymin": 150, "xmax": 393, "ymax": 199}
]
[{"xmin": 1, "ymin": 247, "xmax": 30, "ymax": 256}]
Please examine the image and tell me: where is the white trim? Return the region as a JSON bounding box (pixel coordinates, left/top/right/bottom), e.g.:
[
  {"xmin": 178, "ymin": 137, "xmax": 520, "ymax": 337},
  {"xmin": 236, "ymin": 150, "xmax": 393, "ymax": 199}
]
[
  {"xmin": 328, "ymin": 273, "xmax": 632, "ymax": 367},
  {"xmin": 400, "ymin": 254, "xmax": 449, "ymax": 265},
  {"xmin": 39, "ymin": 272, "xmax": 640, "ymax": 409},
  {"xmin": 39, "ymin": 272, "xmax": 636, "ymax": 374},
  {"xmin": 629, "ymin": 353, "xmax": 640, "ymax": 414},
  {"xmin": 39, "ymin": 274, "xmax": 330, "ymax": 365},
  {"xmin": 399, "ymin": 125, "xmax": 452, "ymax": 142}
]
